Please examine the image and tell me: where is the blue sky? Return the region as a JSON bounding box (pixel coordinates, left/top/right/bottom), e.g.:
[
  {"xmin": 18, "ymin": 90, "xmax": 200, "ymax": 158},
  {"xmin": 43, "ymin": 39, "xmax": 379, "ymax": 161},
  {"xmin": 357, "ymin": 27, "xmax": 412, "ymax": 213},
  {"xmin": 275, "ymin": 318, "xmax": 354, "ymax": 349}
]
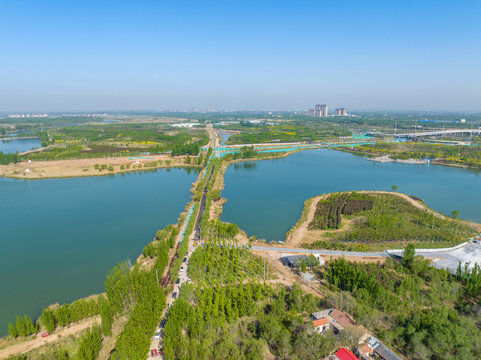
[{"xmin": 1, "ymin": 0, "xmax": 480, "ymax": 112}]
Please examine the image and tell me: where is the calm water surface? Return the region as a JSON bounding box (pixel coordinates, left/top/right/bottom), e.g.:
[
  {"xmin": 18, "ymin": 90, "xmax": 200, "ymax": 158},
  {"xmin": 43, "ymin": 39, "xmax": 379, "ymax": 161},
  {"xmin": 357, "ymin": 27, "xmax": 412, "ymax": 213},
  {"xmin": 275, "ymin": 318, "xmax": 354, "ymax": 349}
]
[
  {"xmin": 0, "ymin": 168, "xmax": 197, "ymax": 333},
  {"xmin": 0, "ymin": 138, "xmax": 41, "ymax": 153},
  {"xmin": 219, "ymin": 133, "xmax": 231, "ymax": 145},
  {"xmin": 222, "ymin": 149, "xmax": 481, "ymax": 241}
]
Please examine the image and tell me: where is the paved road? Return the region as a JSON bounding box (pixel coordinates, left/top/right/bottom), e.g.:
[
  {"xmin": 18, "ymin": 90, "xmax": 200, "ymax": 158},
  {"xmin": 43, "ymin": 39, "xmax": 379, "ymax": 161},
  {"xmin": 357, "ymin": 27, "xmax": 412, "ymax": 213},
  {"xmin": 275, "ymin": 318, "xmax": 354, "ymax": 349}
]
[
  {"xmin": 147, "ymin": 238, "xmax": 197, "ymax": 359},
  {"xmin": 252, "ymin": 242, "xmax": 481, "ymax": 274},
  {"xmin": 417, "ymin": 242, "xmax": 481, "ymax": 273},
  {"xmin": 251, "ymin": 245, "xmax": 387, "ymax": 257}
]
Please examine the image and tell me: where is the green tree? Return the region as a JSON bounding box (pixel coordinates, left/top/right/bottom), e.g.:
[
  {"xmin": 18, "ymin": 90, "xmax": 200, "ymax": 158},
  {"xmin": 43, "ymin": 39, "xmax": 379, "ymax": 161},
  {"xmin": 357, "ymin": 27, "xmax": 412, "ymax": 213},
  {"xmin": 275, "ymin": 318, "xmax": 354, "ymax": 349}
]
[
  {"xmin": 402, "ymin": 244, "xmax": 416, "ymax": 270},
  {"xmin": 55, "ymin": 304, "xmax": 70, "ymax": 327},
  {"xmin": 8, "ymin": 321, "xmax": 17, "ymax": 338},
  {"xmin": 77, "ymin": 325, "xmax": 102, "ymax": 360},
  {"xmin": 300, "ymin": 258, "xmax": 307, "ymax": 273},
  {"xmin": 391, "ymin": 185, "xmax": 398, "ymax": 191},
  {"xmin": 41, "ymin": 308, "xmax": 56, "ymax": 332},
  {"xmin": 15, "ymin": 315, "xmax": 27, "ymax": 337},
  {"xmin": 451, "ymin": 209, "xmax": 460, "ymax": 219},
  {"xmin": 23, "ymin": 314, "xmax": 36, "ymax": 335},
  {"xmin": 99, "ymin": 296, "xmax": 113, "ymax": 336}
]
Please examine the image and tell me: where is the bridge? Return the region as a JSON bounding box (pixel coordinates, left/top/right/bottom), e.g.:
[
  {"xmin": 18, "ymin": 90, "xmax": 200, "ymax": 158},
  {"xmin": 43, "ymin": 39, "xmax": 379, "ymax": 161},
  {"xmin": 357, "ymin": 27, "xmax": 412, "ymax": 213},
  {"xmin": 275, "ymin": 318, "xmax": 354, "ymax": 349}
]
[{"xmin": 393, "ymin": 129, "xmax": 481, "ymax": 139}]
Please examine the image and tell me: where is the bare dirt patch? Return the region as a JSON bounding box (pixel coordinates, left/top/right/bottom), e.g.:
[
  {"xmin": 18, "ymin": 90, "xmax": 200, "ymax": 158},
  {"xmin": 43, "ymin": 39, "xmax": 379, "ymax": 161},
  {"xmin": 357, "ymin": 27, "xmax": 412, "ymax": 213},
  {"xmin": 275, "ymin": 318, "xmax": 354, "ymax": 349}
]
[
  {"xmin": 254, "ymin": 250, "xmax": 324, "ymax": 298},
  {"xmin": 0, "ymin": 154, "xmax": 200, "ymax": 180}
]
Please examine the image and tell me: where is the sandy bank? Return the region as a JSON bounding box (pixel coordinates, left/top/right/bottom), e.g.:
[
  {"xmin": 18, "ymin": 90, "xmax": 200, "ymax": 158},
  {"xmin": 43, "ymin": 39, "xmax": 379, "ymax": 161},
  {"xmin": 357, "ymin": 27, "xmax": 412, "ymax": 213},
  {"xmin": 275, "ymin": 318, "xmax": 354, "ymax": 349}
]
[{"xmin": 0, "ymin": 154, "xmax": 201, "ymax": 180}]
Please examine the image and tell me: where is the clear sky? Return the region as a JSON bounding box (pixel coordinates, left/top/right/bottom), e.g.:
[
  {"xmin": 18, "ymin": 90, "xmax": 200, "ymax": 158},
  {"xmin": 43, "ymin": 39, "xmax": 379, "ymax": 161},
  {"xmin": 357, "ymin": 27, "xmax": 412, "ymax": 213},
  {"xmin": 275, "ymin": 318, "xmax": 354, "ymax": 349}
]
[{"xmin": 1, "ymin": 0, "xmax": 480, "ymax": 112}]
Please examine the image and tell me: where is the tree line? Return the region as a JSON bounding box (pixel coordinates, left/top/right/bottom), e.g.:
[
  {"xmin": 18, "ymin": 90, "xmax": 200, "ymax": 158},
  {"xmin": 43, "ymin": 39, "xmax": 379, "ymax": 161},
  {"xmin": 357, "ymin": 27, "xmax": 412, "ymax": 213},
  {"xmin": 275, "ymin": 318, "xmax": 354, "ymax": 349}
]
[
  {"xmin": 7, "ymin": 296, "xmax": 102, "ymax": 338},
  {"xmin": 0, "ymin": 151, "xmax": 19, "ymax": 165}
]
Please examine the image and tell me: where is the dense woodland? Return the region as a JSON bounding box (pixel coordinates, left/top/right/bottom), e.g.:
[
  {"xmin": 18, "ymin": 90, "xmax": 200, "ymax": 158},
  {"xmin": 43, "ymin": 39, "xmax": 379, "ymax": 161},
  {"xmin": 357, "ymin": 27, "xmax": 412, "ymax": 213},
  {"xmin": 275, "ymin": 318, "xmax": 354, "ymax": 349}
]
[
  {"xmin": 189, "ymin": 221, "xmax": 268, "ymax": 283},
  {"xmin": 322, "ymin": 247, "xmax": 481, "ymax": 359}
]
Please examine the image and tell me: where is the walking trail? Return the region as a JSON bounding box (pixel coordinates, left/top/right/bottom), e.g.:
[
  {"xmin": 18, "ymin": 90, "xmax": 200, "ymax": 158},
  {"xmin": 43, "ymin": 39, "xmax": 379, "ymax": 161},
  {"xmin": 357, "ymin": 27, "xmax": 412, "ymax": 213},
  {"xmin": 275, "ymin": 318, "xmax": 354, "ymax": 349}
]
[{"xmin": 0, "ymin": 316, "xmax": 100, "ymax": 359}]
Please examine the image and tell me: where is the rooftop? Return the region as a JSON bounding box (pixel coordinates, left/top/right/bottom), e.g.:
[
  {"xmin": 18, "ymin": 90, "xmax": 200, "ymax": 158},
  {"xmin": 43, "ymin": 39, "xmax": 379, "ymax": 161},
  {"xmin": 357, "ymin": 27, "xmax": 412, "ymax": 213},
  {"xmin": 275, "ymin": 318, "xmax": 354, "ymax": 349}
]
[
  {"xmin": 335, "ymin": 347, "xmax": 359, "ymax": 360},
  {"xmin": 369, "ymin": 337, "xmax": 402, "ymax": 360},
  {"xmin": 313, "ymin": 318, "xmax": 329, "ymax": 327},
  {"xmin": 329, "ymin": 309, "xmax": 355, "ymax": 328},
  {"xmin": 359, "ymin": 344, "xmax": 373, "ymax": 355},
  {"xmin": 279, "ymin": 255, "xmax": 309, "ymax": 267}
]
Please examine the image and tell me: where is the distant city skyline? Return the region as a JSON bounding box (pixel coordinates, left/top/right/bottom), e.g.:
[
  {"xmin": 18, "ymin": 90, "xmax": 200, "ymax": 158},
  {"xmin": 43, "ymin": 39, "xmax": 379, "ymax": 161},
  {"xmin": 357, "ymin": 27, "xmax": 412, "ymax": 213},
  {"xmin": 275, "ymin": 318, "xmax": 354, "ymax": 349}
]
[{"xmin": 1, "ymin": 0, "xmax": 481, "ymax": 112}]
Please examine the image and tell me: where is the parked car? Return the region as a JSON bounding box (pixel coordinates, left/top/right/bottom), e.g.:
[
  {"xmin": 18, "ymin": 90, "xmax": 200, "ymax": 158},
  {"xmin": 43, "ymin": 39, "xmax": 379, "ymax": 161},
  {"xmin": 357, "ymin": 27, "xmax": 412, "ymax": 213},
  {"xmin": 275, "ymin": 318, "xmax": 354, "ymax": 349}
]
[
  {"xmin": 41, "ymin": 332, "xmax": 50, "ymax": 338},
  {"xmin": 151, "ymin": 349, "xmax": 158, "ymax": 357},
  {"xmin": 180, "ymin": 266, "xmax": 184, "ymax": 272},
  {"xmin": 154, "ymin": 330, "xmax": 161, "ymax": 340},
  {"xmin": 172, "ymin": 292, "xmax": 177, "ymax": 298},
  {"xmin": 183, "ymin": 257, "xmax": 187, "ymax": 263},
  {"xmin": 176, "ymin": 278, "xmax": 180, "ymax": 284}
]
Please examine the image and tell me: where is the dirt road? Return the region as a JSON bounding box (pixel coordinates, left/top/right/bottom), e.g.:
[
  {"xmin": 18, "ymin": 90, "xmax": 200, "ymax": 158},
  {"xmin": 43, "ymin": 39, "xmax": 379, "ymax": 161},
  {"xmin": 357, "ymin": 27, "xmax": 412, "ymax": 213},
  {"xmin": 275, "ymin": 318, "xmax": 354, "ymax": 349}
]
[{"xmin": 0, "ymin": 316, "xmax": 100, "ymax": 359}]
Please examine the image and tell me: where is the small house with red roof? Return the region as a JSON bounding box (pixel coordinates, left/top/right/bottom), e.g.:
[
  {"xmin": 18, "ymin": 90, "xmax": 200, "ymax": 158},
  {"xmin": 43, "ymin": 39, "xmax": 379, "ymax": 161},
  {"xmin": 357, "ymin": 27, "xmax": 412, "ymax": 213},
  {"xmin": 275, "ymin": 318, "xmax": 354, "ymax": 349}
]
[
  {"xmin": 312, "ymin": 317, "xmax": 330, "ymax": 333},
  {"xmin": 334, "ymin": 347, "xmax": 360, "ymax": 360}
]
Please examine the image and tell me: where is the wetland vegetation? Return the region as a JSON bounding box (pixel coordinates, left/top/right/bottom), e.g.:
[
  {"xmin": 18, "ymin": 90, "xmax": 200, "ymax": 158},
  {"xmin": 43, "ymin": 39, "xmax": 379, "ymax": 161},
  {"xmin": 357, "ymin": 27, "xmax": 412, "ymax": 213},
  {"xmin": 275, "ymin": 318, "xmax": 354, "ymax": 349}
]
[{"xmin": 347, "ymin": 141, "xmax": 481, "ymax": 168}]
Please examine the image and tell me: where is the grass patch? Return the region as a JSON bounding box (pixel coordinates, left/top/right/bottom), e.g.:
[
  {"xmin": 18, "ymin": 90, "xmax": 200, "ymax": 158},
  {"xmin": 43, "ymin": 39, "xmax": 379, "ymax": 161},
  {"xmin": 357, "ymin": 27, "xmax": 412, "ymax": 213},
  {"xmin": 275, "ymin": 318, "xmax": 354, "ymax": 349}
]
[{"xmin": 302, "ymin": 192, "xmax": 475, "ymax": 250}]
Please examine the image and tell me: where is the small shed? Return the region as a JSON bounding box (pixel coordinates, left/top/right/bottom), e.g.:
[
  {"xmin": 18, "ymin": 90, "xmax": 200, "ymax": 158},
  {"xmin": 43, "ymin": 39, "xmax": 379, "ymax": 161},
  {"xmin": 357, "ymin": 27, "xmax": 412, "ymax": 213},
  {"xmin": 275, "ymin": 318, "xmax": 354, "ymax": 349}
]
[
  {"xmin": 280, "ymin": 254, "xmax": 322, "ymax": 268},
  {"xmin": 279, "ymin": 255, "xmax": 309, "ymax": 268}
]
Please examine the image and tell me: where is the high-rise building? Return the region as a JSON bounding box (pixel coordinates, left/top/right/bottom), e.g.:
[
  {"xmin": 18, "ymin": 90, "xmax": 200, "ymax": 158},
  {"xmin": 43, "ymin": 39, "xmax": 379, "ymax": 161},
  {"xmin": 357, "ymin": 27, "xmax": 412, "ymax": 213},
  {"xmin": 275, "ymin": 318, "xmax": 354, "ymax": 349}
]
[
  {"xmin": 313, "ymin": 104, "xmax": 328, "ymax": 117},
  {"xmin": 320, "ymin": 104, "xmax": 328, "ymax": 117},
  {"xmin": 335, "ymin": 108, "xmax": 346, "ymax": 116}
]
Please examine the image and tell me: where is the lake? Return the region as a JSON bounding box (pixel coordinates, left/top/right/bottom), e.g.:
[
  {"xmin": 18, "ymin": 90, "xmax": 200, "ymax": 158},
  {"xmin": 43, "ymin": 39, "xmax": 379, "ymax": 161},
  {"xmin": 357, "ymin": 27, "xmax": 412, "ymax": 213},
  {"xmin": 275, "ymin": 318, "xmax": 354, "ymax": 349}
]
[
  {"xmin": 221, "ymin": 149, "xmax": 481, "ymax": 241},
  {"xmin": 0, "ymin": 168, "xmax": 198, "ymax": 334},
  {"xmin": 0, "ymin": 138, "xmax": 42, "ymax": 153}
]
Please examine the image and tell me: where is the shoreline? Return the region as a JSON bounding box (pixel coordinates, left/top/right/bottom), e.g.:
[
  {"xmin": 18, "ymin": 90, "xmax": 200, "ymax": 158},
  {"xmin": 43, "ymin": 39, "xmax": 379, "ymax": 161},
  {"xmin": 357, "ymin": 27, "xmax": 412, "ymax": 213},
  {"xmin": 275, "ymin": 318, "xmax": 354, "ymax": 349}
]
[
  {"xmin": 0, "ymin": 154, "xmax": 202, "ymax": 180},
  {"xmin": 340, "ymin": 147, "xmax": 479, "ymax": 170}
]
